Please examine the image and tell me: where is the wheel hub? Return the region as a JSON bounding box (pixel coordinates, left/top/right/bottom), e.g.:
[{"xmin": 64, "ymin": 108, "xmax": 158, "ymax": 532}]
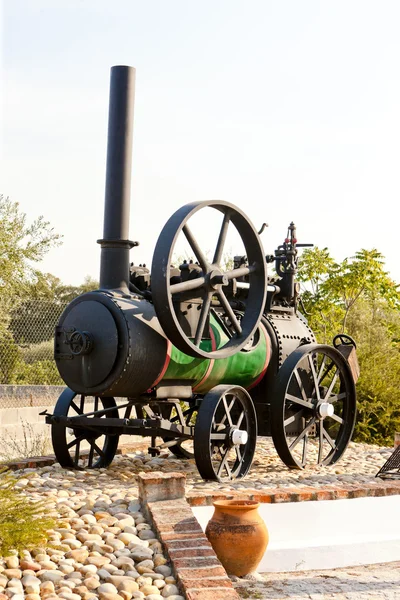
[
  {"xmin": 317, "ymin": 402, "xmax": 334, "ymax": 419},
  {"xmin": 208, "ymin": 269, "xmax": 229, "ymax": 290},
  {"xmin": 231, "ymin": 429, "xmax": 248, "ymax": 445}
]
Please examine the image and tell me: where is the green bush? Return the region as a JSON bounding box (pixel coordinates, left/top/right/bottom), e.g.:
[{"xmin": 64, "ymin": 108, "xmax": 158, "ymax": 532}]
[
  {"xmin": 20, "ymin": 340, "xmax": 54, "ymax": 363},
  {"xmin": 0, "ymin": 335, "xmax": 20, "ymax": 384},
  {"xmin": 9, "ymin": 359, "xmax": 63, "ymax": 385},
  {"xmin": 0, "ymin": 468, "xmax": 56, "ymax": 557}
]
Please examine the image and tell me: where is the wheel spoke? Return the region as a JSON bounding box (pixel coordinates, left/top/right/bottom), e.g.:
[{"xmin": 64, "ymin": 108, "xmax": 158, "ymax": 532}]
[
  {"xmin": 317, "ymin": 355, "xmax": 327, "ymax": 385},
  {"xmin": 284, "ymin": 408, "xmax": 304, "ymax": 427},
  {"xmin": 319, "ymin": 360, "xmax": 336, "ymax": 383},
  {"xmin": 210, "ymin": 433, "xmax": 228, "ymax": 440},
  {"xmin": 308, "ymin": 354, "xmax": 320, "ymax": 401},
  {"xmin": 66, "ymin": 434, "xmax": 86, "ymax": 449},
  {"xmin": 236, "ymin": 411, "xmax": 245, "ymax": 428},
  {"xmin": 70, "ymin": 401, "xmax": 83, "ymax": 415},
  {"xmin": 329, "ymin": 413, "xmax": 344, "ymax": 425},
  {"xmin": 93, "ymin": 442, "xmax": 105, "ymax": 458},
  {"xmin": 94, "ymin": 396, "xmax": 99, "ymax": 413},
  {"xmin": 217, "ymin": 447, "xmax": 230, "ymax": 477},
  {"xmin": 325, "ymin": 369, "xmax": 339, "ymax": 399},
  {"xmin": 302, "ymin": 433, "xmax": 308, "ymax": 466},
  {"xmin": 222, "ymin": 396, "xmax": 234, "ymax": 427},
  {"xmin": 318, "ymin": 424, "xmax": 324, "ymax": 463},
  {"xmin": 185, "ymin": 408, "xmax": 196, "ymax": 426},
  {"xmin": 183, "ymin": 224, "xmax": 209, "ymax": 273},
  {"xmin": 213, "ymin": 212, "xmax": 231, "ymax": 265},
  {"xmin": 170, "ymin": 277, "xmax": 205, "ymax": 295},
  {"xmin": 74, "ymin": 440, "xmax": 81, "ymax": 466},
  {"xmin": 194, "ymin": 293, "xmax": 212, "ymax": 346},
  {"xmin": 217, "ymin": 290, "xmax": 242, "ymax": 334},
  {"xmin": 294, "ymin": 369, "xmax": 309, "ymax": 403},
  {"xmin": 289, "ymin": 418, "xmax": 316, "ymax": 450},
  {"xmin": 327, "ymin": 391, "xmax": 347, "ymax": 403},
  {"xmin": 286, "ymin": 393, "xmax": 314, "ymax": 410},
  {"xmin": 235, "ymin": 445, "xmax": 243, "ymax": 461},
  {"xmin": 88, "ymin": 442, "xmax": 95, "ymax": 467},
  {"xmin": 323, "ymin": 427, "xmax": 337, "ymax": 449},
  {"xmin": 223, "ymin": 264, "xmax": 257, "ymax": 281},
  {"xmin": 224, "ymin": 457, "xmax": 232, "ymax": 478}
]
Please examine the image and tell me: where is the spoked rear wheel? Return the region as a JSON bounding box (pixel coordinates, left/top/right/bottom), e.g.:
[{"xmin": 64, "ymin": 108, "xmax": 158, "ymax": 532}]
[
  {"xmin": 194, "ymin": 385, "xmax": 257, "ymax": 481},
  {"xmin": 270, "ymin": 344, "xmax": 356, "ymax": 469},
  {"xmin": 51, "ymin": 388, "xmax": 119, "ymax": 469}
]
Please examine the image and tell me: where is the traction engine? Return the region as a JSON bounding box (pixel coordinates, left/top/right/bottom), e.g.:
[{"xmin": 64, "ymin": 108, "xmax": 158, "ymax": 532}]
[{"xmin": 46, "ymin": 66, "xmax": 358, "ymax": 481}]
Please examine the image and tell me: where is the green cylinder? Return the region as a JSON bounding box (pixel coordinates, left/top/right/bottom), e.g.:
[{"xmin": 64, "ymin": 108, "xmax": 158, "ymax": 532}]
[{"xmin": 155, "ymin": 314, "xmax": 270, "ymax": 393}]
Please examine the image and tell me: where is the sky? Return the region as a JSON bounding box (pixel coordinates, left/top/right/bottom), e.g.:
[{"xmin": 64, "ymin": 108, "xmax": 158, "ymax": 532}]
[{"xmin": 2, "ymin": 0, "xmax": 400, "ymax": 286}]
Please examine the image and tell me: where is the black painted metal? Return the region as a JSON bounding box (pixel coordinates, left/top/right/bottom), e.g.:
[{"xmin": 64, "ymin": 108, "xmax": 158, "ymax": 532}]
[
  {"xmin": 270, "ymin": 344, "xmax": 357, "ymax": 469},
  {"xmin": 49, "ymin": 64, "xmax": 359, "ymax": 481},
  {"xmin": 376, "ymin": 446, "xmax": 400, "ymax": 479},
  {"xmin": 194, "ymin": 384, "xmax": 257, "ymax": 481},
  {"xmin": 51, "ymin": 389, "xmax": 119, "ymax": 469},
  {"xmin": 151, "ymin": 200, "xmax": 267, "ymax": 359},
  {"xmin": 98, "ymin": 66, "xmax": 137, "ymax": 292},
  {"xmin": 55, "ymin": 292, "xmax": 168, "ymax": 397}
]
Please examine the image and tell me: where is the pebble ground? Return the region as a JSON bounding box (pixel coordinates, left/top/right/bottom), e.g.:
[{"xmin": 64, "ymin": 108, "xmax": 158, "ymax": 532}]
[{"xmin": 0, "ymin": 437, "xmax": 398, "ymax": 599}]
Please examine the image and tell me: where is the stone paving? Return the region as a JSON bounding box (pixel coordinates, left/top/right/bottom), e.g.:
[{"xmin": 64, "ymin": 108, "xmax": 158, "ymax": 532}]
[
  {"xmin": 233, "ymin": 562, "xmax": 400, "ymax": 599},
  {"xmin": 0, "ymin": 437, "xmax": 398, "ymax": 599}
]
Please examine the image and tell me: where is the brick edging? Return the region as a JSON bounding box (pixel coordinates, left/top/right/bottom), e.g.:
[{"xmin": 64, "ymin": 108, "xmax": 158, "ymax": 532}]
[{"xmin": 186, "ymin": 480, "xmax": 400, "ymax": 505}]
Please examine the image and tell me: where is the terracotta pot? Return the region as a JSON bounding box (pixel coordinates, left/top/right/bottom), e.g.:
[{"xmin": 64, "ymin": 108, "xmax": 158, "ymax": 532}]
[{"xmin": 205, "ymin": 500, "xmax": 269, "ymax": 576}]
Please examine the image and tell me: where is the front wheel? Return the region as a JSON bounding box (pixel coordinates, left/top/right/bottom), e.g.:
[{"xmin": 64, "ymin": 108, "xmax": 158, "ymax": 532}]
[
  {"xmin": 194, "ymin": 385, "xmax": 257, "ymax": 481},
  {"xmin": 51, "ymin": 388, "xmax": 119, "ymax": 469}
]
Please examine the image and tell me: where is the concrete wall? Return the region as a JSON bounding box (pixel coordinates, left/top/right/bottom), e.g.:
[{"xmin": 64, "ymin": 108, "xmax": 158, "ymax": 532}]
[{"xmin": 0, "ymin": 385, "xmax": 65, "ymax": 451}]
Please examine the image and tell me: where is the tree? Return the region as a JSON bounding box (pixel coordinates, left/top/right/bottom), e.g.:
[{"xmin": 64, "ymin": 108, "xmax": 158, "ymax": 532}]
[
  {"xmin": 0, "ymin": 194, "xmax": 62, "ymax": 334},
  {"xmin": 9, "ymin": 274, "xmax": 99, "ymax": 345},
  {"xmin": 298, "ymin": 247, "xmax": 400, "ymax": 340},
  {"xmin": 298, "ymin": 246, "xmax": 400, "ymax": 445}
]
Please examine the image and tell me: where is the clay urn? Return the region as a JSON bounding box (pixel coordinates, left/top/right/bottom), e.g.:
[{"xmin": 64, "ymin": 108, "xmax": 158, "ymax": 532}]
[{"xmin": 205, "ymin": 499, "xmax": 269, "ymax": 576}]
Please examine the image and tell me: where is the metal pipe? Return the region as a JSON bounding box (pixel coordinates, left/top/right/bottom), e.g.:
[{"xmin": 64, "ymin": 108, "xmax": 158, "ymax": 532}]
[{"xmin": 98, "ymin": 65, "xmax": 136, "ymax": 291}]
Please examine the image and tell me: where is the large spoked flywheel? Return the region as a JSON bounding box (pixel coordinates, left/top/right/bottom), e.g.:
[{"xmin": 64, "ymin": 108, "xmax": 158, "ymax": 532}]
[
  {"xmin": 151, "ymin": 201, "xmax": 267, "ymax": 359},
  {"xmin": 194, "ymin": 384, "xmax": 257, "ymax": 481},
  {"xmin": 51, "ymin": 388, "xmax": 120, "ymax": 469},
  {"xmin": 270, "ymin": 344, "xmax": 357, "ymax": 469}
]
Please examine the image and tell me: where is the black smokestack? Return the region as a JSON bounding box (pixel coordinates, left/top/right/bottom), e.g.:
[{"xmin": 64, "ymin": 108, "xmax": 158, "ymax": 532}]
[{"xmin": 98, "ymin": 65, "xmax": 136, "ymax": 291}]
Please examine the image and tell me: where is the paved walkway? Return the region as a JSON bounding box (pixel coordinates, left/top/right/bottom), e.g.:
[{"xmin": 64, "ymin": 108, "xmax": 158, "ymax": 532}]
[{"xmin": 233, "ymin": 562, "xmax": 400, "ymax": 599}]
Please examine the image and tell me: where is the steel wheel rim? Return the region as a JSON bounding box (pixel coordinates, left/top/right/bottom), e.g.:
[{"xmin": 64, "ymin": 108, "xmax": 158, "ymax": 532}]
[
  {"xmin": 194, "ymin": 384, "xmax": 257, "ymax": 481},
  {"xmin": 271, "ymin": 344, "xmax": 357, "ymax": 469},
  {"xmin": 52, "ymin": 389, "xmax": 119, "ymax": 469},
  {"xmin": 151, "ymin": 200, "xmax": 267, "ymax": 359}
]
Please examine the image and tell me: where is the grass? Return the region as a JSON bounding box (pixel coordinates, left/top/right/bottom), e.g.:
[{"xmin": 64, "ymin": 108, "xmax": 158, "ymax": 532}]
[{"xmin": 0, "ymin": 419, "xmax": 51, "ymax": 462}]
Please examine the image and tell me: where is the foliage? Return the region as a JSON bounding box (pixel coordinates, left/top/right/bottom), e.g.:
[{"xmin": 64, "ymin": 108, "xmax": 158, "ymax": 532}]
[
  {"xmin": 0, "ymin": 421, "xmax": 52, "ymax": 462},
  {"xmin": 21, "ymin": 340, "xmax": 54, "ymax": 363},
  {"xmin": 298, "ymin": 247, "xmax": 400, "ymax": 445},
  {"xmin": 0, "ymin": 468, "xmax": 56, "ymax": 557},
  {"xmin": 0, "ymin": 334, "xmax": 20, "ymax": 383},
  {"xmin": 8, "ymin": 359, "xmax": 62, "ymax": 385},
  {"xmin": 0, "ymin": 195, "xmax": 62, "ymax": 336},
  {"xmin": 9, "ymin": 274, "xmax": 99, "ymax": 346}
]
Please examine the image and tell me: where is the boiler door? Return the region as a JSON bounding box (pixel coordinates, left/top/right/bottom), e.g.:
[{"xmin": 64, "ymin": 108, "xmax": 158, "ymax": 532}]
[{"xmin": 55, "ymin": 300, "xmax": 118, "ymax": 389}]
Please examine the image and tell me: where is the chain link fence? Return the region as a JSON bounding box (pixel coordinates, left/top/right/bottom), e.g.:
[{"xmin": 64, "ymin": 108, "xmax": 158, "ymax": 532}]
[{"xmin": 0, "ymin": 300, "xmax": 68, "ymax": 407}]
